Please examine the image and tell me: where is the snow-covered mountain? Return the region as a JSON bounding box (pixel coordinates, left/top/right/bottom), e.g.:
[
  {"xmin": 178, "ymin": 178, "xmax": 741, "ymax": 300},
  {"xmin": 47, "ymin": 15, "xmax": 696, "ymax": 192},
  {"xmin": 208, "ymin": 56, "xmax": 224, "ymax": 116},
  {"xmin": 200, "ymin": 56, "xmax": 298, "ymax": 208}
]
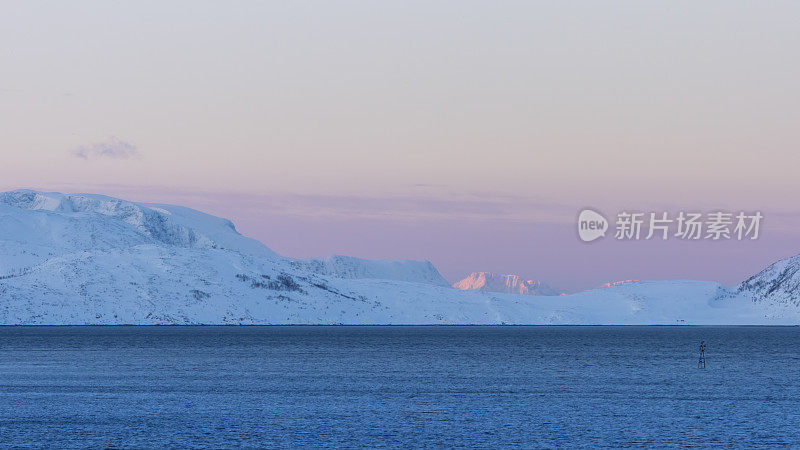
[
  {"xmin": 598, "ymin": 280, "xmax": 639, "ymax": 289},
  {"xmin": 0, "ymin": 189, "xmax": 798, "ymax": 325},
  {"xmin": 453, "ymin": 272, "xmax": 560, "ymax": 296},
  {"xmin": 291, "ymin": 255, "xmax": 449, "ymax": 286},
  {"xmin": 737, "ymin": 254, "xmax": 800, "ymax": 307}
]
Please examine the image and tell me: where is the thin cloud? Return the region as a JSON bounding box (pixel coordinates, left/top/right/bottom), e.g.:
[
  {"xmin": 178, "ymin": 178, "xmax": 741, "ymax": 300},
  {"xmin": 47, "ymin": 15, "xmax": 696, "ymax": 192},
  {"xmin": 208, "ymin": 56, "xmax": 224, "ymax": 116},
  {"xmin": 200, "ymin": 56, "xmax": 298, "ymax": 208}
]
[{"xmin": 72, "ymin": 138, "xmax": 140, "ymax": 160}]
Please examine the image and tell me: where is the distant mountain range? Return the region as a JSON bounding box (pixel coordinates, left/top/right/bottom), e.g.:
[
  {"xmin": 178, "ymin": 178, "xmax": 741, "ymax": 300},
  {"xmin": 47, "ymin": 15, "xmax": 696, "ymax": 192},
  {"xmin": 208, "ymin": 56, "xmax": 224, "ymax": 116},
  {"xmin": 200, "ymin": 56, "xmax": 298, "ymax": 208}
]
[
  {"xmin": 1, "ymin": 189, "xmax": 798, "ymax": 325},
  {"xmin": 598, "ymin": 280, "xmax": 639, "ymax": 288},
  {"xmin": 452, "ymin": 272, "xmax": 561, "ymax": 296}
]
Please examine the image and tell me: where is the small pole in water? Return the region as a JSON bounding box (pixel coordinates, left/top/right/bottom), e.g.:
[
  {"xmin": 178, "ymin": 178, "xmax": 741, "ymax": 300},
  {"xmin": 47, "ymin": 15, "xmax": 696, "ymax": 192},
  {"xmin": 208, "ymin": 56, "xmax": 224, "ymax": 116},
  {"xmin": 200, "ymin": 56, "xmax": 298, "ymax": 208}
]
[{"xmin": 698, "ymin": 340, "xmax": 706, "ymax": 369}]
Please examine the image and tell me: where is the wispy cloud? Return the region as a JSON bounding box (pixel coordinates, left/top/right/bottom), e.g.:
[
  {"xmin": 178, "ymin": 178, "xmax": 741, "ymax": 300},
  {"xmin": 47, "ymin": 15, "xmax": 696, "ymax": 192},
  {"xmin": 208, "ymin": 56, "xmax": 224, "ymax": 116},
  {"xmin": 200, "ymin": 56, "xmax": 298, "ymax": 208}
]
[{"xmin": 71, "ymin": 138, "xmax": 140, "ymax": 160}]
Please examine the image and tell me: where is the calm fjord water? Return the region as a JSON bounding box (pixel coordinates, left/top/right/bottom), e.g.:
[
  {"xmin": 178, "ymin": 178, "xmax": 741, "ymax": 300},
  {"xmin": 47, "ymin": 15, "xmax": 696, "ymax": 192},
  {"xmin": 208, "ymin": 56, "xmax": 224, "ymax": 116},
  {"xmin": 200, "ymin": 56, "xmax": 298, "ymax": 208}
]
[{"xmin": 1, "ymin": 326, "xmax": 799, "ymax": 448}]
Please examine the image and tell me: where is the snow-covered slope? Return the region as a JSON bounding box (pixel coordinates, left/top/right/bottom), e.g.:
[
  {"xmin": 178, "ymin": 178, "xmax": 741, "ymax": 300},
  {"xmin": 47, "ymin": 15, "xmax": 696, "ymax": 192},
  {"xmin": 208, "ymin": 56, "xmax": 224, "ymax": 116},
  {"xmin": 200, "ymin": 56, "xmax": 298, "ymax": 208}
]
[
  {"xmin": 291, "ymin": 255, "xmax": 449, "ymax": 286},
  {"xmin": 0, "ymin": 189, "xmax": 797, "ymax": 325},
  {"xmin": 0, "ymin": 190, "xmax": 277, "ymax": 263},
  {"xmin": 737, "ymin": 254, "xmax": 800, "ymax": 308},
  {"xmin": 453, "ymin": 272, "xmax": 560, "ymax": 296}
]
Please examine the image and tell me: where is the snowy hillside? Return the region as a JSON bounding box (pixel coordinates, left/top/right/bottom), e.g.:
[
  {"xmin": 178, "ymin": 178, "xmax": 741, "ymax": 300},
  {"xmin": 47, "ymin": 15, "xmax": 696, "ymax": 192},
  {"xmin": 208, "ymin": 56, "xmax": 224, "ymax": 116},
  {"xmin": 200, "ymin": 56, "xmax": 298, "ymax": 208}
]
[
  {"xmin": 738, "ymin": 254, "xmax": 800, "ymax": 307},
  {"xmin": 0, "ymin": 190, "xmax": 277, "ymax": 265},
  {"xmin": 0, "ymin": 189, "xmax": 798, "ymax": 325},
  {"xmin": 291, "ymin": 255, "xmax": 449, "ymax": 286},
  {"xmin": 453, "ymin": 272, "xmax": 561, "ymax": 296}
]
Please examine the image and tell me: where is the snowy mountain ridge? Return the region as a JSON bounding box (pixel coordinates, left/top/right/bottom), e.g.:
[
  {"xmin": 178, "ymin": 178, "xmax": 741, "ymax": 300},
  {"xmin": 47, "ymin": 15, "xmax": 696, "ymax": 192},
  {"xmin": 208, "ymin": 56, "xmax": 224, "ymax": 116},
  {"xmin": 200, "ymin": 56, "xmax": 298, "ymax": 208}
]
[
  {"xmin": 453, "ymin": 272, "xmax": 561, "ymax": 296},
  {"xmin": 0, "ymin": 189, "xmax": 798, "ymax": 325},
  {"xmin": 291, "ymin": 255, "xmax": 449, "ymax": 286},
  {"xmin": 0, "ymin": 190, "xmax": 277, "ymax": 259},
  {"xmin": 737, "ymin": 254, "xmax": 800, "ymax": 308}
]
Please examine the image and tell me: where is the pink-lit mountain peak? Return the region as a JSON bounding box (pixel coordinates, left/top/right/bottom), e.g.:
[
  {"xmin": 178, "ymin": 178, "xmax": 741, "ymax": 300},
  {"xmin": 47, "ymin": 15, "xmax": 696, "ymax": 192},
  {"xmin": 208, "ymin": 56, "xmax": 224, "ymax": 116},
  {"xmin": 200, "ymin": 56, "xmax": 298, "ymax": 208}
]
[{"xmin": 452, "ymin": 272, "xmax": 560, "ymax": 296}]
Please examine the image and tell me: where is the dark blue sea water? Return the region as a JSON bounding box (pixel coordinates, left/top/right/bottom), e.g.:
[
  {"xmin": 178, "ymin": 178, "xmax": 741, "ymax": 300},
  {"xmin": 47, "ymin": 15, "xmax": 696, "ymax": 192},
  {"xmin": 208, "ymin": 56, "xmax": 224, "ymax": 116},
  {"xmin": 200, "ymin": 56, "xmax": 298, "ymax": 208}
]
[{"xmin": 1, "ymin": 326, "xmax": 799, "ymax": 448}]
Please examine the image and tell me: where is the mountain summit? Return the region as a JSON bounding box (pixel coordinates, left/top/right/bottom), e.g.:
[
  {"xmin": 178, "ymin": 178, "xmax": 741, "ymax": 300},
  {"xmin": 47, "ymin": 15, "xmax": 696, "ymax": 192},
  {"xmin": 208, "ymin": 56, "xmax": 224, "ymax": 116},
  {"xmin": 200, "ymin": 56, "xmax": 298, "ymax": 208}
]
[{"xmin": 452, "ymin": 272, "xmax": 560, "ymax": 296}]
